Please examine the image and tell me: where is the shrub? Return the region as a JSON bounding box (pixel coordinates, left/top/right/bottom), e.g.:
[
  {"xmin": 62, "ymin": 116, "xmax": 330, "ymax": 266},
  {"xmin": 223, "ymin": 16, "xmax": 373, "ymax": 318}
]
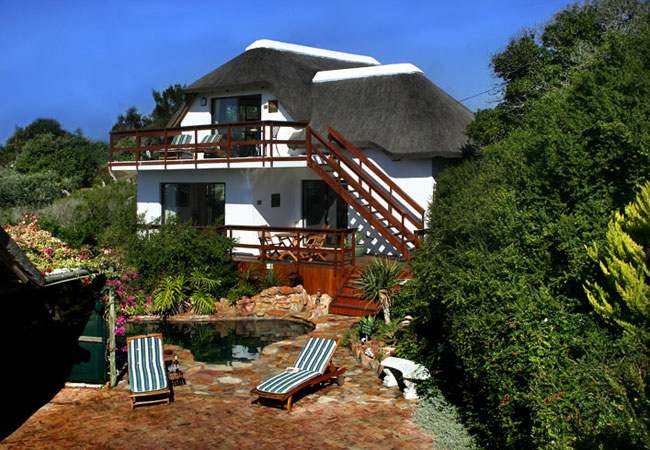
[
  {"xmin": 126, "ymin": 224, "xmax": 237, "ymax": 297},
  {"xmin": 14, "ymin": 133, "xmax": 107, "ymax": 189},
  {"xmin": 38, "ymin": 180, "xmax": 137, "ymax": 249},
  {"xmin": 0, "ymin": 168, "xmax": 64, "ymax": 209},
  {"xmin": 415, "ymin": 388, "xmax": 479, "ymax": 450}
]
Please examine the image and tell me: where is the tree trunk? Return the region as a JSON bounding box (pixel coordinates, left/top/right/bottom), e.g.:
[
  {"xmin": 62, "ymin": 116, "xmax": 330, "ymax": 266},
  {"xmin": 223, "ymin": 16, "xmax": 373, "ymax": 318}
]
[{"xmin": 380, "ymin": 293, "xmax": 391, "ymax": 324}]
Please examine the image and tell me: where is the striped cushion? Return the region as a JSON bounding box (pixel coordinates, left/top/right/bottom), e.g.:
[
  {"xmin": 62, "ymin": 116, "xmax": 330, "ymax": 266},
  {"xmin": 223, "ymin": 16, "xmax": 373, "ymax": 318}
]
[
  {"xmin": 170, "ymin": 134, "xmax": 191, "ymax": 146},
  {"xmin": 293, "ymin": 337, "xmax": 337, "ymax": 374},
  {"xmin": 256, "ymin": 369, "xmax": 320, "ymax": 394},
  {"xmin": 128, "ymin": 336, "xmax": 168, "ymax": 393},
  {"xmin": 201, "ymin": 134, "xmax": 222, "ymax": 144}
]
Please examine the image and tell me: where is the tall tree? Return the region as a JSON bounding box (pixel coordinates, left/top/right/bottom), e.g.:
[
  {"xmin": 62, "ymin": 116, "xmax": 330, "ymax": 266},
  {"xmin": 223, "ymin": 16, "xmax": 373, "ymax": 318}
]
[
  {"xmin": 0, "ymin": 118, "xmax": 68, "ymax": 166},
  {"xmin": 150, "ymin": 84, "xmax": 185, "ymax": 128}
]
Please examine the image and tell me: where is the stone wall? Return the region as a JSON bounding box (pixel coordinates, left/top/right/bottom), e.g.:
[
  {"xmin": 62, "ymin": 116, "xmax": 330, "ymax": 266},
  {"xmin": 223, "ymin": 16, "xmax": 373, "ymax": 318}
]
[{"xmin": 214, "ymin": 285, "xmax": 332, "ymax": 320}]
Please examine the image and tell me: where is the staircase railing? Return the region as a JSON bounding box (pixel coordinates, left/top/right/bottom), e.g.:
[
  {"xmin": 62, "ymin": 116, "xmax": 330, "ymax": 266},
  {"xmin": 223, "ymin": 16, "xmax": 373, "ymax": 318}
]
[{"xmin": 305, "ymin": 126, "xmax": 423, "ymax": 258}]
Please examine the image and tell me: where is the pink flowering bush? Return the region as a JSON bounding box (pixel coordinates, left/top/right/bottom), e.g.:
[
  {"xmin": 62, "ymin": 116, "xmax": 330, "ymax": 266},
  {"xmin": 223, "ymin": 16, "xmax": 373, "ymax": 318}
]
[{"xmin": 107, "ymin": 270, "xmax": 158, "ymax": 321}]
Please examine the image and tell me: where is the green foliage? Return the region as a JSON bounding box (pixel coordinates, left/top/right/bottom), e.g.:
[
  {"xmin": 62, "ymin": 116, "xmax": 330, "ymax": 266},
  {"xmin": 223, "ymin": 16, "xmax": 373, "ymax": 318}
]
[
  {"xmin": 150, "ymin": 84, "xmax": 185, "ymax": 128},
  {"xmin": 405, "ymin": 1, "xmax": 650, "ymax": 447},
  {"xmin": 153, "ymin": 268, "xmax": 222, "ymax": 316},
  {"xmin": 112, "ymin": 84, "xmax": 185, "ymax": 131},
  {"xmin": 112, "ymin": 107, "xmax": 152, "ymax": 132},
  {"xmin": 0, "ymin": 118, "xmax": 67, "ymax": 166},
  {"xmin": 38, "ymin": 180, "xmax": 137, "ymax": 249},
  {"xmin": 14, "ymin": 133, "xmax": 107, "ymax": 189},
  {"xmin": 585, "ymin": 181, "xmax": 650, "ymax": 341},
  {"xmin": 354, "ymin": 257, "xmax": 403, "ymax": 323},
  {"xmin": 359, "ymin": 315, "xmax": 377, "ymax": 338},
  {"xmin": 226, "ymin": 283, "xmax": 258, "ymax": 304},
  {"xmin": 153, "ymin": 275, "xmax": 187, "ymax": 317},
  {"xmin": 125, "ymin": 223, "xmax": 237, "ymax": 297},
  {"xmin": 415, "ymin": 388, "xmax": 480, "ymax": 450},
  {"xmin": 0, "ymin": 168, "xmax": 64, "ymax": 209}
]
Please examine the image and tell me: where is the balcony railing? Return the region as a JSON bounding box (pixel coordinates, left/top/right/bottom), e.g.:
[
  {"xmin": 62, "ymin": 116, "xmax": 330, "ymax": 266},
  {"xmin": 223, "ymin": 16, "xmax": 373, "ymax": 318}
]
[
  {"xmin": 216, "ymin": 225, "xmax": 357, "ymax": 277},
  {"xmin": 110, "ymin": 120, "xmax": 310, "ymax": 168}
]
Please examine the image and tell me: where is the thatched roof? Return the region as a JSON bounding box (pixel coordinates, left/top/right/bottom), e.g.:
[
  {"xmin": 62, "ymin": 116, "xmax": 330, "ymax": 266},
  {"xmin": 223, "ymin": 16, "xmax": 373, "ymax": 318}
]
[
  {"xmin": 184, "ymin": 41, "xmax": 474, "ymax": 158},
  {"xmin": 0, "ymin": 225, "xmax": 44, "ymax": 287},
  {"xmin": 302, "ymin": 70, "xmax": 475, "ymax": 158},
  {"xmin": 185, "ymin": 47, "xmax": 375, "ymax": 121}
]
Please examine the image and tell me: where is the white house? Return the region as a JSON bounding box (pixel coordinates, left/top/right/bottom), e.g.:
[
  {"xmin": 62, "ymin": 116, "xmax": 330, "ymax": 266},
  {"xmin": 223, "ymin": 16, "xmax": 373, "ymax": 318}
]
[{"xmin": 110, "ymin": 39, "xmax": 474, "ymax": 260}]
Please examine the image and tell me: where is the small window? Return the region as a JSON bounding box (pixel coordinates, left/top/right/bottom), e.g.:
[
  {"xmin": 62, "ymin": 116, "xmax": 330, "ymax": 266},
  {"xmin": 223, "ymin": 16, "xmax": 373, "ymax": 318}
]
[{"xmin": 271, "ymin": 193, "xmax": 281, "ymax": 208}]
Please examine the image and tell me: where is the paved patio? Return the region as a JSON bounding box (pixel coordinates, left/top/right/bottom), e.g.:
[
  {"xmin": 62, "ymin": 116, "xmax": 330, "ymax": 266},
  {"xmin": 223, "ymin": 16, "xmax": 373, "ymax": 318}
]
[{"xmin": 2, "ymin": 316, "xmax": 434, "ymax": 449}]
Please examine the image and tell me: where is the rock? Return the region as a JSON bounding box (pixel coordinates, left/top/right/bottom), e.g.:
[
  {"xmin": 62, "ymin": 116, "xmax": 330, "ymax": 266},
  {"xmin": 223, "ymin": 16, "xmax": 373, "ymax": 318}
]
[
  {"xmin": 296, "ymin": 285, "xmax": 304, "ymax": 293},
  {"xmin": 267, "ymin": 287, "xmax": 277, "ymax": 296},
  {"xmin": 290, "ymin": 301, "xmax": 303, "ymax": 313},
  {"xmin": 274, "ymin": 295, "xmax": 288, "ymax": 303},
  {"xmin": 289, "ymin": 294, "xmax": 301, "ymax": 303},
  {"xmin": 255, "ymin": 311, "xmax": 265, "ymax": 317},
  {"xmin": 251, "ymin": 294, "xmax": 261, "ymax": 302},
  {"xmin": 276, "ymin": 302, "xmax": 291, "ymax": 309},
  {"xmin": 279, "ymin": 286, "xmax": 295, "ymax": 295},
  {"xmin": 254, "ymin": 301, "xmax": 272, "ymax": 311},
  {"xmin": 217, "ymin": 376, "xmax": 243, "ymax": 384}
]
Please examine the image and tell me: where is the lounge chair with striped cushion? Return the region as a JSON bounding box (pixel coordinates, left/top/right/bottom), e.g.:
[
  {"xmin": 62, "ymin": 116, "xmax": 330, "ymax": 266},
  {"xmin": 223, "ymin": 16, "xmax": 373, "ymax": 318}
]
[
  {"xmin": 201, "ymin": 133, "xmax": 224, "ymax": 158},
  {"xmin": 251, "ymin": 336, "xmax": 345, "ymax": 412},
  {"xmin": 127, "ymin": 333, "xmax": 170, "ymax": 409},
  {"xmin": 166, "ymin": 134, "xmax": 193, "ymax": 159}
]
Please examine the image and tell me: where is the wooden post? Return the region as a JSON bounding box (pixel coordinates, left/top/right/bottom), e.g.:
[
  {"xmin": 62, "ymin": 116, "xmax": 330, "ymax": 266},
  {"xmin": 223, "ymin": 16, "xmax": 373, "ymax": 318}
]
[{"xmin": 108, "ymin": 288, "xmax": 117, "ymax": 388}]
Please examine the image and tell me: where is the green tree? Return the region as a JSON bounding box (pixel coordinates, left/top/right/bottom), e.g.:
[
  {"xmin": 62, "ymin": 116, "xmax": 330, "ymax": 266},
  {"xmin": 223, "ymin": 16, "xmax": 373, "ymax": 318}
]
[
  {"xmin": 585, "ymin": 181, "xmax": 650, "ymax": 341},
  {"xmin": 408, "ymin": 1, "xmax": 650, "ymax": 447},
  {"xmin": 14, "ymin": 133, "xmax": 107, "ymax": 189},
  {"xmin": 111, "ymin": 107, "xmax": 152, "ymax": 132},
  {"xmin": 150, "ymin": 84, "xmax": 185, "ymax": 128},
  {"xmin": 0, "ymin": 118, "xmax": 68, "ymax": 166}
]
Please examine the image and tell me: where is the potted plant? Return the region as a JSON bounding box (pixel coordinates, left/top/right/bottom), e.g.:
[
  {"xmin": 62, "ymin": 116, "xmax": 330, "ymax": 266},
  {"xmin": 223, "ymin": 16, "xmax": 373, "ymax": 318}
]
[{"xmin": 354, "ymin": 231, "xmax": 370, "ymax": 257}]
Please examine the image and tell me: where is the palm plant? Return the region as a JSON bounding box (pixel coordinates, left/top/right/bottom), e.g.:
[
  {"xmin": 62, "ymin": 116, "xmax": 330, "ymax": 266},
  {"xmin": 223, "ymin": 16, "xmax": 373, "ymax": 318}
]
[
  {"xmin": 153, "ymin": 275, "xmax": 188, "ymax": 317},
  {"xmin": 354, "ymin": 257, "xmax": 403, "ymax": 324}
]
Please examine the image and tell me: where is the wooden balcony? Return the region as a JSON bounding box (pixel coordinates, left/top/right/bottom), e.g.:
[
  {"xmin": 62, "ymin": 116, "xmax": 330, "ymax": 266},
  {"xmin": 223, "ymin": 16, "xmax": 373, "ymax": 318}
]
[{"xmin": 109, "ymin": 120, "xmax": 310, "ymax": 169}]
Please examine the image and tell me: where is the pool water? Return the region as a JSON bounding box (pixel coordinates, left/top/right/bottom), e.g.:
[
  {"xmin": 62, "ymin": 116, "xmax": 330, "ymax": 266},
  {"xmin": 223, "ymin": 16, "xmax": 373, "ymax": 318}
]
[{"xmin": 124, "ymin": 320, "xmax": 313, "ymax": 365}]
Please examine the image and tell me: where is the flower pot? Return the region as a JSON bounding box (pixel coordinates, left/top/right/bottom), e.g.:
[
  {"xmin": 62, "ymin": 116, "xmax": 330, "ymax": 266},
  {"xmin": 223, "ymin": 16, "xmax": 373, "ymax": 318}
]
[{"xmin": 355, "ymin": 244, "xmax": 365, "ymax": 257}]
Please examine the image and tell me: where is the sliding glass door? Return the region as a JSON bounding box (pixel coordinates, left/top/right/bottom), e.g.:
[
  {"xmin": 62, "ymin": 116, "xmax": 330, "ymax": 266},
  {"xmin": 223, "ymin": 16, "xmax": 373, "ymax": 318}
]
[
  {"xmin": 302, "ymin": 180, "xmax": 347, "ymax": 229},
  {"xmin": 162, "ymin": 183, "xmax": 225, "ymax": 226},
  {"xmin": 211, "ymin": 95, "xmax": 261, "ymax": 156}
]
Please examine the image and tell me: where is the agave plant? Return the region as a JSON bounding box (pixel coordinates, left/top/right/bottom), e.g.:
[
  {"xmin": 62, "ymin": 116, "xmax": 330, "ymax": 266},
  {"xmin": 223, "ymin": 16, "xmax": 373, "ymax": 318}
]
[{"xmin": 354, "ymin": 257, "xmax": 403, "ymax": 324}]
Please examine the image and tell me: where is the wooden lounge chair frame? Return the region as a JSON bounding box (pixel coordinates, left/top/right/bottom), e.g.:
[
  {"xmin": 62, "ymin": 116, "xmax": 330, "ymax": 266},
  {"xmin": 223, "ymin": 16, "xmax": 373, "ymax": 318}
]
[
  {"xmin": 258, "ymin": 228, "xmax": 280, "ymax": 260},
  {"xmin": 251, "ymin": 335, "xmax": 346, "ymax": 412},
  {"xmin": 302, "ymin": 225, "xmax": 330, "ymax": 262},
  {"xmin": 126, "ymin": 333, "xmax": 171, "ymax": 409}
]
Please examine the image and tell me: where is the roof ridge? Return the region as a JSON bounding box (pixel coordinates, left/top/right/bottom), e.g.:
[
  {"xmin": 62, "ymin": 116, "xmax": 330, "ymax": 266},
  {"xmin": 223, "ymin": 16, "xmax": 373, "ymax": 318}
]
[
  {"xmin": 246, "ymin": 39, "xmax": 380, "ymax": 65},
  {"xmin": 312, "ymin": 63, "xmax": 423, "ymax": 83}
]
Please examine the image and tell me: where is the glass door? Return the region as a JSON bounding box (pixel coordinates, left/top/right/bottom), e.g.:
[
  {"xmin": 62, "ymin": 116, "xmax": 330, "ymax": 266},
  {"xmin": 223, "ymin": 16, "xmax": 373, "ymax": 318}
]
[
  {"xmin": 302, "ymin": 180, "xmax": 347, "ymax": 229},
  {"xmin": 211, "ymin": 95, "xmax": 261, "ymax": 156}
]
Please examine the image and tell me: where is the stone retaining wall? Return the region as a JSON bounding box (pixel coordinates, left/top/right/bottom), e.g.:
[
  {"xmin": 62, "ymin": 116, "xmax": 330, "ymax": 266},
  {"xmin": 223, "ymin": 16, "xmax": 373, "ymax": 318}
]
[{"xmin": 214, "ymin": 285, "xmax": 332, "ymax": 320}]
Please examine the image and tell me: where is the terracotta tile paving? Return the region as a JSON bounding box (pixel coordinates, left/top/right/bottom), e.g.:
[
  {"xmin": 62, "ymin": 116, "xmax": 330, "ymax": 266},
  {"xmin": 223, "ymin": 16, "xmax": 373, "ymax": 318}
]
[{"xmin": 2, "ymin": 316, "xmax": 434, "ymax": 449}]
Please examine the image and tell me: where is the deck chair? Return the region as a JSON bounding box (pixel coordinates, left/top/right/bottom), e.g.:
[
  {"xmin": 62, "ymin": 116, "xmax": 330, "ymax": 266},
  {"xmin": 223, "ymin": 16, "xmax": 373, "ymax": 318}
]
[
  {"xmin": 167, "ymin": 134, "xmax": 193, "ymax": 159},
  {"xmin": 127, "ymin": 333, "xmax": 170, "ymax": 409},
  {"xmin": 302, "ymin": 225, "xmax": 330, "ymax": 262},
  {"xmin": 258, "ymin": 228, "xmax": 279, "ymax": 259},
  {"xmin": 201, "ymin": 133, "xmax": 223, "ymax": 158},
  {"xmin": 251, "ymin": 336, "xmax": 346, "ymax": 412}
]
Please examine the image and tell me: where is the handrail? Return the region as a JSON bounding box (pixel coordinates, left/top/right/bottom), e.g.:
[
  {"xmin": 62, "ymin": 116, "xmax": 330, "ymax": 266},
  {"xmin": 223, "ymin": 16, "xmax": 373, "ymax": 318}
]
[
  {"xmin": 109, "ymin": 120, "xmax": 310, "ymax": 167},
  {"xmin": 328, "ymin": 126, "xmax": 425, "ymax": 225},
  {"xmin": 307, "ymin": 127, "xmax": 422, "ymax": 240}
]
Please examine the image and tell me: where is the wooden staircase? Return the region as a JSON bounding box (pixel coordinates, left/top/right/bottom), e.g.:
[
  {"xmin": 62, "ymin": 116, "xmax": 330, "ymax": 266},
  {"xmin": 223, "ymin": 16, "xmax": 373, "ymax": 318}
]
[
  {"xmin": 305, "ymin": 126, "xmax": 424, "ymax": 316},
  {"xmin": 328, "ymin": 268, "xmax": 380, "ymax": 317},
  {"xmin": 305, "ymin": 126, "xmax": 424, "ymax": 259}
]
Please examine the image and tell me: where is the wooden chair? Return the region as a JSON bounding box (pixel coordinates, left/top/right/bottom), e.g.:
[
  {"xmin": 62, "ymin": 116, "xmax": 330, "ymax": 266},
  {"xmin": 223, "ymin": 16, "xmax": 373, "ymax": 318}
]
[
  {"xmin": 251, "ymin": 336, "xmax": 346, "ymax": 412},
  {"xmin": 302, "ymin": 225, "xmax": 329, "ymax": 262},
  {"xmin": 258, "ymin": 228, "xmax": 279, "ymax": 259},
  {"xmin": 127, "ymin": 333, "xmax": 171, "ymax": 409}
]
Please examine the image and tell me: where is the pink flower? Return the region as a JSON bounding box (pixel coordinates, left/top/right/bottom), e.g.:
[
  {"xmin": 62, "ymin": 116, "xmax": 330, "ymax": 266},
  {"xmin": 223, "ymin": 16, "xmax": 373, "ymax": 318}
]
[
  {"xmin": 128, "ymin": 295, "xmax": 135, "ymax": 301},
  {"xmin": 113, "ymin": 327, "xmax": 125, "ymax": 336},
  {"xmin": 120, "ymin": 346, "xmax": 128, "ymax": 352},
  {"xmin": 116, "ymin": 316, "xmax": 126, "ymax": 326}
]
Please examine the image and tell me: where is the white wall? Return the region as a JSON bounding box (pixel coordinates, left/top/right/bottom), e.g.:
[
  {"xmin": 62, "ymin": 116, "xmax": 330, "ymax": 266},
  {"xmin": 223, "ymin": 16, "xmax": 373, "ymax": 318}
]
[{"xmin": 181, "ymin": 90, "xmax": 300, "ymax": 158}]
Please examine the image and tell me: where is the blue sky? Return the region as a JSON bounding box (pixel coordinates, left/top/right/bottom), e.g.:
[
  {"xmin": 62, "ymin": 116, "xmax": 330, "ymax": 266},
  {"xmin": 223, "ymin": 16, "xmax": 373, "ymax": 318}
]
[{"xmin": 0, "ymin": 0, "xmax": 577, "ymax": 144}]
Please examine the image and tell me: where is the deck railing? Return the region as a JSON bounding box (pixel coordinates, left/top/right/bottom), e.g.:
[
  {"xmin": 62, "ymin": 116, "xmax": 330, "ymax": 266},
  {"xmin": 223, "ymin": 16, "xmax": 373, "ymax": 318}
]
[
  {"xmin": 109, "ymin": 120, "xmax": 310, "ymax": 168},
  {"xmin": 215, "ymin": 225, "xmax": 357, "ymax": 278}
]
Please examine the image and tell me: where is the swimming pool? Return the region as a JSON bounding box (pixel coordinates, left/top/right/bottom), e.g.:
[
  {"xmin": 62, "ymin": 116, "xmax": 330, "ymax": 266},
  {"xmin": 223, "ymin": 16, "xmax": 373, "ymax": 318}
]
[{"xmin": 124, "ymin": 319, "xmax": 314, "ymax": 365}]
